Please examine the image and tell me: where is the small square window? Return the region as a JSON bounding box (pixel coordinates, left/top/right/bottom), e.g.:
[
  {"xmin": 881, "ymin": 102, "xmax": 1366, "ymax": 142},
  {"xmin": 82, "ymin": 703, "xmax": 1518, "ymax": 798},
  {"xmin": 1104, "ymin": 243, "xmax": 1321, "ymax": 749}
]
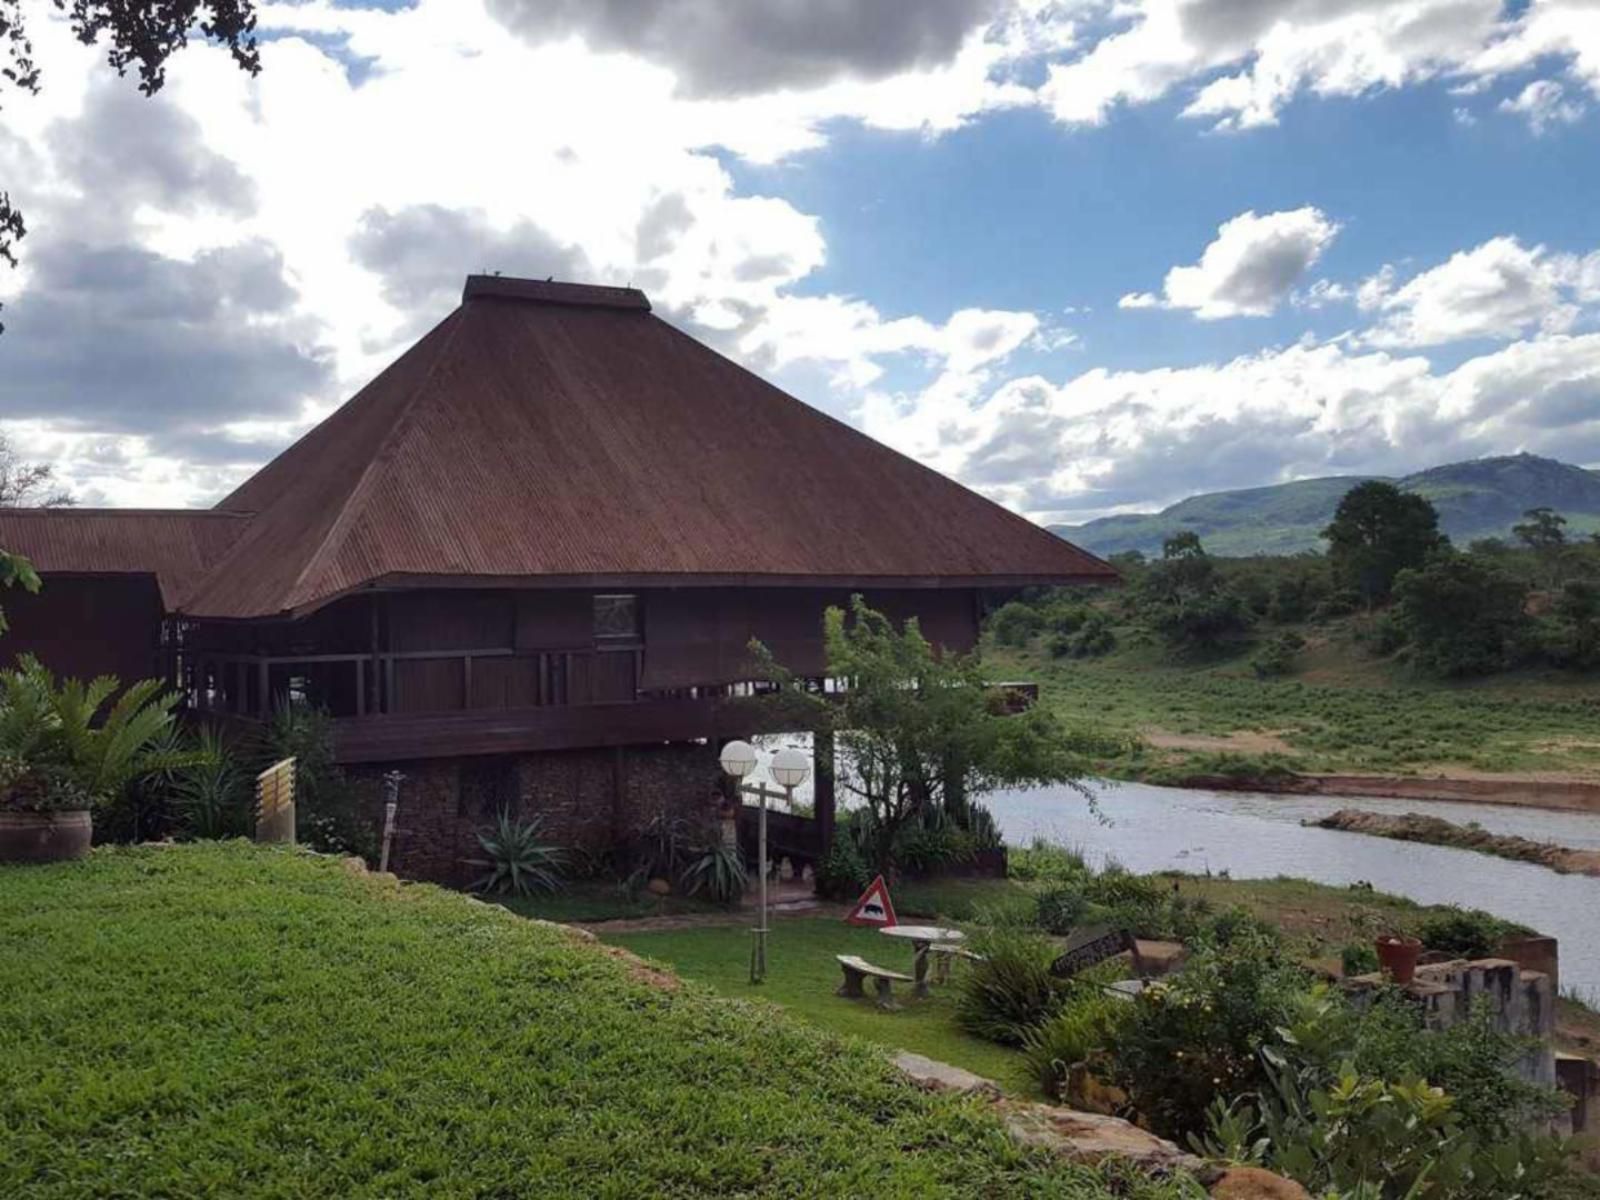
[{"xmin": 593, "ymin": 594, "xmax": 639, "ymax": 640}]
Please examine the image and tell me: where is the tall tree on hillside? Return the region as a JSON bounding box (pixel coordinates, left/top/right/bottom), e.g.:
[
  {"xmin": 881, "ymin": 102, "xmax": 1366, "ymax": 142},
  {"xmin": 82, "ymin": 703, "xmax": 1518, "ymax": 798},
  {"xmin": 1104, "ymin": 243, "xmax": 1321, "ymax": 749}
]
[
  {"xmin": 1513, "ymin": 506, "xmax": 1569, "ymax": 587},
  {"xmin": 1322, "ymin": 481, "xmax": 1445, "ymax": 607},
  {"xmin": 0, "ymin": 432, "xmax": 73, "ymax": 506},
  {"xmin": 1137, "ymin": 531, "xmax": 1249, "ymax": 650},
  {"xmin": 0, "ymin": 1, "xmax": 260, "ymax": 331}
]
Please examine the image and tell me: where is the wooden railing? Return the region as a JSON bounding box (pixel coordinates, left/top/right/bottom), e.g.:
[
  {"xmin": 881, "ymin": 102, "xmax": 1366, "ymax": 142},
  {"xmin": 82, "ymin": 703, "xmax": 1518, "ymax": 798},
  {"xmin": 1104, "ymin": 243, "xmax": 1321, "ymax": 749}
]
[{"xmin": 184, "ymin": 644, "xmax": 643, "ymax": 719}]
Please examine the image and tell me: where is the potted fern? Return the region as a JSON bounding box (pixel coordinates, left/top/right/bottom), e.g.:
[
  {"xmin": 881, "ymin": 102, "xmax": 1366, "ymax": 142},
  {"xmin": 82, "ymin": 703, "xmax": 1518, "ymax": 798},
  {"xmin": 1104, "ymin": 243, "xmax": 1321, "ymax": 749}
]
[{"xmin": 0, "ymin": 657, "xmax": 194, "ymax": 864}]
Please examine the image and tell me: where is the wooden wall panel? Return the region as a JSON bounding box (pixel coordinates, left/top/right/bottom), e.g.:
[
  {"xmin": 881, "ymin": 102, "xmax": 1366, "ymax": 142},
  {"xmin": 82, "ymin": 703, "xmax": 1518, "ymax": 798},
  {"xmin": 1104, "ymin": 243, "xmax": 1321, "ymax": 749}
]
[
  {"xmin": 2, "ymin": 575, "xmax": 164, "ymax": 686},
  {"xmin": 388, "ymin": 590, "xmax": 514, "ymax": 652}
]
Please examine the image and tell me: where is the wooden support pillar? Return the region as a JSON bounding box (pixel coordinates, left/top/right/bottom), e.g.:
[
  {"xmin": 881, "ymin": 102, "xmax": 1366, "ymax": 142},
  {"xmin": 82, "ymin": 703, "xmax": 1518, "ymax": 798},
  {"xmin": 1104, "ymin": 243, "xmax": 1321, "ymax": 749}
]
[{"xmin": 814, "ymin": 729, "xmax": 836, "ymax": 853}]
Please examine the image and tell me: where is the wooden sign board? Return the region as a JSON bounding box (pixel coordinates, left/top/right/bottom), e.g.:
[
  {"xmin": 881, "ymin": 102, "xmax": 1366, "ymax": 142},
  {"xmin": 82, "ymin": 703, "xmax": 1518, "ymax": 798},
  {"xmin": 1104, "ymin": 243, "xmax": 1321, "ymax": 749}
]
[
  {"xmin": 254, "ymin": 757, "xmax": 297, "ymax": 845},
  {"xmin": 1049, "ymin": 925, "xmax": 1134, "ymax": 979}
]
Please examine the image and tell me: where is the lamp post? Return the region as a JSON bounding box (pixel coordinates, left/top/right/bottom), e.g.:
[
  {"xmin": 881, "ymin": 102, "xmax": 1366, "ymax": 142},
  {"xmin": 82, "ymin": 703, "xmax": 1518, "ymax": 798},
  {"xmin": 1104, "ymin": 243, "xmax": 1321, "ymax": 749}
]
[
  {"xmin": 718, "ymin": 740, "xmax": 762, "ymax": 981},
  {"xmin": 721, "ymin": 739, "xmax": 811, "ymax": 984}
]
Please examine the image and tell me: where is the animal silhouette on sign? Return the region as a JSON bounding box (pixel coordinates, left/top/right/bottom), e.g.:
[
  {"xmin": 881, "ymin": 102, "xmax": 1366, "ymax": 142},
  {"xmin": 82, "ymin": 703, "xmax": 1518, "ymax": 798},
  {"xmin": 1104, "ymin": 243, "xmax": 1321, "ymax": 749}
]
[{"xmin": 845, "ymin": 875, "xmax": 897, "ymax": 927}]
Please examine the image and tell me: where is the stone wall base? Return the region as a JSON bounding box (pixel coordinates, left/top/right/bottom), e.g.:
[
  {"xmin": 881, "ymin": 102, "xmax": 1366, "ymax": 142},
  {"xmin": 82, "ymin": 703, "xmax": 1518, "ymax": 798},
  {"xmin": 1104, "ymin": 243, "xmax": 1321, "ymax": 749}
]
[{"xmin": 352, "ymin": 742, "xmax": 722, "ymax": 886}]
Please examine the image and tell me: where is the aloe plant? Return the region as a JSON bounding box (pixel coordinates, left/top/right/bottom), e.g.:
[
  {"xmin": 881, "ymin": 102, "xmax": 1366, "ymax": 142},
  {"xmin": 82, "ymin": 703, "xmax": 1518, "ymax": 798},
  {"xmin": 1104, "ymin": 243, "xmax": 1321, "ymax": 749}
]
[
  {"xmin": 679, "ymin": 842, "xmax": 747, "ymax": 906},
  {"xmin": 468, "ymin": 810, "xmax": 565, "ymax": 897}
]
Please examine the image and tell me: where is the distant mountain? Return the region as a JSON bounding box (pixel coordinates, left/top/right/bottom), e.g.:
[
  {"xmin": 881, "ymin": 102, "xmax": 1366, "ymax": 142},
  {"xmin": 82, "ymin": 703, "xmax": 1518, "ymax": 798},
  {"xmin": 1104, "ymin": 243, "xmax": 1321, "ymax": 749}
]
[{"xmin": 1051, "ymin": 454, "xmax": 1600, "ymax": 557}]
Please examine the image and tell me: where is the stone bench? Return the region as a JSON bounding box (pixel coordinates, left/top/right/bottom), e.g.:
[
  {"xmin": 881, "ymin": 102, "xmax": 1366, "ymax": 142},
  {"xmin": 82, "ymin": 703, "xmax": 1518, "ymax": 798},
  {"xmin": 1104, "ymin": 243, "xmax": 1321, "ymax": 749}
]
[{"xmin": 836, "ymin": 955, "xmax": 914, "ymax": 1009}]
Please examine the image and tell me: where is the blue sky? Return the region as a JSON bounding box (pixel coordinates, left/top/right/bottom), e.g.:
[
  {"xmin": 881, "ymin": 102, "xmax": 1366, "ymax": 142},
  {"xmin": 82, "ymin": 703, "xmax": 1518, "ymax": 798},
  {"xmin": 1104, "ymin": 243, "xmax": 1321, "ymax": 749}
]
[{"xmin": 1, "ymin": 0, "xmax": 1598, "ymax": 521}]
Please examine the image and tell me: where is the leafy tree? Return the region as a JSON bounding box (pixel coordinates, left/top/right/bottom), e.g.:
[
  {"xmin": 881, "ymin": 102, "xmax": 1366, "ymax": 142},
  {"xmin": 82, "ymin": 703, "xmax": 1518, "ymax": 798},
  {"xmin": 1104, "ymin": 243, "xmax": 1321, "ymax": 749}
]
[
  {"xmin": 0, "ymin": 547, "xmax": 39, "ymax": 636},
  {"xmin": 1512, "ymin": 506, "xmax": 1569, "ymax": 586},
  {"xmin": 1393, "ymin": 553, "xmax": 1529, "ymax": 677},
  {"xmin": 1512, "ymin": 506, "xmax": 1567, "ymax": 553},
  {"xmin": 1137, "ymin": 531, "xmax": 1249, "ymax": 650},
  {"xmin": 1538, "ymin": 578, "xmax": 1600, "ymax": 670},
  {"xmin": 0, "ymin": 0, "xmax": 260, "ymax": 330},
  {"xmin": 749, "ymin": 595, "xmax": 1098, "ymax": 876},
  {"xmin": 1322, "ymin": 481, "xmax": 1445, "ymax": 607}
]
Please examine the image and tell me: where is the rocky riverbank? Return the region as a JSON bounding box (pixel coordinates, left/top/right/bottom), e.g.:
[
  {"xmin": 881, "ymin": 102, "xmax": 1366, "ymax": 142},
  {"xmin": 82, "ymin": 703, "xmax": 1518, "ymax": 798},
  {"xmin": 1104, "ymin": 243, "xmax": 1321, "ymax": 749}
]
[
  {"xmin": 1173, "ymin": 768, "xmax": 1600, "ymax": 814},
  {"xmin": 1311, "ymin": 807, "xmax": 1600, "ymax": 876}
]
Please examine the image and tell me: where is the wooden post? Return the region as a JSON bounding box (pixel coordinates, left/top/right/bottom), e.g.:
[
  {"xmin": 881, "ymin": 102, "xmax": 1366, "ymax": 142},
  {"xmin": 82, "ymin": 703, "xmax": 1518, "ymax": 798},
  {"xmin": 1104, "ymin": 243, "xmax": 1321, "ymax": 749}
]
[
  {"xmin": 463, "ymin": 654, "xmax": 473, "ymax": 709},
  {"xmin": 254, "ymin": 757, "xmax": 297, "ymax": 844},
  {"xmin": 258, "ymin": 659, "xmax": 269, "ymax": 717},
  {"xmin": 355, "ymin": 659, "xmax": 365, "ymax": 717}
]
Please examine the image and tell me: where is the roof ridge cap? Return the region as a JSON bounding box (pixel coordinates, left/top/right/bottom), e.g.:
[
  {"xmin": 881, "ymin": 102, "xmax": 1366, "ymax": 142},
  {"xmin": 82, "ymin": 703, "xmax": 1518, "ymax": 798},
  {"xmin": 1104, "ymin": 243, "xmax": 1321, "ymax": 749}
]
[{"xmin": 282, "ymin": 307, "xmax": 470, "ymax": 610}]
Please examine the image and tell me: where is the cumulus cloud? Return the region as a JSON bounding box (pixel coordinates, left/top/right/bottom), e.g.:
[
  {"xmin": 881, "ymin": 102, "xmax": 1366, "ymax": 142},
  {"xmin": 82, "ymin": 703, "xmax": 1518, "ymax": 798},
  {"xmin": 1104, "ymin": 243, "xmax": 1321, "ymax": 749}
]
[
  {"xmin": 1497, "ymin": 79, "xmax": 1586, "ymax": 134},
  {"xmin": 1120, "ymin": 207, "xmax": 1340, "ymax": 319},
  {"xmin": 1359, "ymin": 236, "xmax": 1600, "ymax": 348},
  {"xmin": 1039, "ymin": 0, "xmax": 1600, "ymax": 131},
  {"xmin": 864, "ymin": 330, "xmax": 1600, "ymax": 523},
  {"xmin": 483, "ymin": 0, "xmax": 1011, "ymax": 97}
]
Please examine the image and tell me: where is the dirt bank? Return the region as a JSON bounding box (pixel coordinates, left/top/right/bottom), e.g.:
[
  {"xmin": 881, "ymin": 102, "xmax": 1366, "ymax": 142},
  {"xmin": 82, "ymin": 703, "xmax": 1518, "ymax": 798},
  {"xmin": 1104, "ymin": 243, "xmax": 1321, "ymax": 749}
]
[
  {"xmin": 1312, "ymin": 807, "xmax": 1600, "ymax": 876},
  {"xmin": 1175, "ymin": 769, "xmax": 1600, "ymax": 814}
]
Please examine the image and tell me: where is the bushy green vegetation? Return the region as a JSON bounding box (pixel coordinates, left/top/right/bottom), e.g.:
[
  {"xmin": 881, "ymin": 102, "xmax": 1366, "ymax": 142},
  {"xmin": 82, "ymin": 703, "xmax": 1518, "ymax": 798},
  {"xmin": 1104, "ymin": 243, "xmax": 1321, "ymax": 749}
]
[
  {"xmin": 988, "ymin": 552, "xmax": 1600, "ymax": 778},
  {"xmin": 2, "ymin": 843, "xmax": 1192, "ymax": 1198},
  {"xmin": 751, "ymin": 594, "xmax": 1096, "ymax": 877}
]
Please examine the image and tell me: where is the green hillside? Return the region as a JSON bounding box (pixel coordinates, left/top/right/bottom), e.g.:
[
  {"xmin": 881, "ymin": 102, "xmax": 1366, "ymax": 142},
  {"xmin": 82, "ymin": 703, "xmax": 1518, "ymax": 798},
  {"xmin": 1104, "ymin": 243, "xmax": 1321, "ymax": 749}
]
[{"xmin": 1052, "ymin": 453, "xmax": 1600, "ymax": 557}]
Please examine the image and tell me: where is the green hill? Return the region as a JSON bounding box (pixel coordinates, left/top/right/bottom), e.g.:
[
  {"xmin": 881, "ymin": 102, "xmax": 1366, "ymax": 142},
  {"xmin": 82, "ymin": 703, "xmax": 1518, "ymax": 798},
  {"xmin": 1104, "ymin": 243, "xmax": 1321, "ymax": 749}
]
[{"xmin": 1051, "ymin": 453, "xmax": 1600, "ymax": 557}]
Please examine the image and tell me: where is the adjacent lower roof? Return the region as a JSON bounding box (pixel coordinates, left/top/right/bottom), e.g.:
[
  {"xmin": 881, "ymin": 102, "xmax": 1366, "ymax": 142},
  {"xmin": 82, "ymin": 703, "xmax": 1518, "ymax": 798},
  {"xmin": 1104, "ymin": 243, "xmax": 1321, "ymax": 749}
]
[
  {"xmin": 0, "ymin": 509, "xmax": 250, "ymax": 609},
  {"xmin": 6, "ymin": 277, "xmax": 1116, "ymax": 618}
]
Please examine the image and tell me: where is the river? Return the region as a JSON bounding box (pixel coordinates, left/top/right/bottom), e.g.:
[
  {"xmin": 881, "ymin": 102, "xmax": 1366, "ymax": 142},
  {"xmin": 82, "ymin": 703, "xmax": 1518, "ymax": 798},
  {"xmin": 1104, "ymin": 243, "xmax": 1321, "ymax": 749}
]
[{"xmin": 984, "ymin": 779, "xmax": 1600, "ymax": 1002}]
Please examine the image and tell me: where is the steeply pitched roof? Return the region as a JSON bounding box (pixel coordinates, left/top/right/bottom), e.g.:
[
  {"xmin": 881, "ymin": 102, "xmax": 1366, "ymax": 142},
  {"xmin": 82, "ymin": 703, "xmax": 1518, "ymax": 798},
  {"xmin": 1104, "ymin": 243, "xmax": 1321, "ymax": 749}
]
[
  {"xmin": 9, "ymin": 277, "xmax": 1116, "ymax": 618},
  {"xmin": 0, "ymin": 509, "xmax": 249, "ymax": 607}
]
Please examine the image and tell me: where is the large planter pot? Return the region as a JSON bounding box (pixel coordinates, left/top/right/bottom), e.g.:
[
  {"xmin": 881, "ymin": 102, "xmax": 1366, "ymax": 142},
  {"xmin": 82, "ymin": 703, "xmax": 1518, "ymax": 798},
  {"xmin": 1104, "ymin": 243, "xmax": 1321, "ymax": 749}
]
[
  {"xmin": 1375, "ymin": 934, "xmax": 1423, "ymax": 985},
  {"xmin": 0, "ymin": 809, "xmax": 93, "ymax": 864}
]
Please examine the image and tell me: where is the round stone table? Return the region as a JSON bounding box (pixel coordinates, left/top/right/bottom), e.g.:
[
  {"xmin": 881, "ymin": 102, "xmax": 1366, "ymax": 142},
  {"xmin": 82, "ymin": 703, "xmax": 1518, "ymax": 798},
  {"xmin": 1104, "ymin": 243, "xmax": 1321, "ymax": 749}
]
[{"xmin": 878, "ymin": 924, "xmax": 964, "ymax": 998}]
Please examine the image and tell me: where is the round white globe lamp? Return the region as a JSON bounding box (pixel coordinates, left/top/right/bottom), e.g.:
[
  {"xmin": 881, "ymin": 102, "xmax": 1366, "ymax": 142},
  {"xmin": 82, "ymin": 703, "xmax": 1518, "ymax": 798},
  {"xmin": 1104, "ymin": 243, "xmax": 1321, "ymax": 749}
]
[
  {"xmin": 719, "ymin": 739, "xmax": 758, "ymax": 780},
  {"xmin": 769, "ymin": 746, "xmax": 811, "ymax": 789}
]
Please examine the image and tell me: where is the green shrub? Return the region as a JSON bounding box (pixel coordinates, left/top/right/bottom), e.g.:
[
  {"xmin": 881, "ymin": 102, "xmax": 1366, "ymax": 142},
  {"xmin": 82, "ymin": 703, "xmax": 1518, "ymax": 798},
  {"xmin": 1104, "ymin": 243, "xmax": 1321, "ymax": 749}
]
[
  {"xmin": 955, "ymin": 925, "xmax": 1069, "ymax": 1046},
  {"xmin": 1250, "ymin": 631, "xmax": 1305, "ymax": 678},
  {"xmin": 1418, "ymin": 908, "xmax": 1515, "ymax": 960},
  {"xmin": 1035, "ymin": 884, "xmax": 1091, "ymax": 935},
  {"xmin": 0, "ymin": 656, "xmax": 195, "ymax": 818},
  {"xmin": 468, "ymin": 810, "xmax": 565, "ymax": 896},
  {"xmin": 814, "ymin": 836, "xmax": 870, "ymax": 900},
  {"xmin": 1394, "ymin": 552, "xmax": 1531, "ymax": 677},
  {"xmin": 1108, "ymin": 928, "xmax": 1306, "ymax": 1139},
  {"xmin": 1020, "ymin": 991, "xmax": 1131, "ymax": 1100},
  {"xmin": 1008, "ymin": 837, "xmax": 1090, "ymax": 883},
  {"xmin": 1340, "ymin": 941, "xmax": 1379, "ymax": 976},
  {"xmin": 174, "ymin": 726, "xmax": 252, "ymax": 840},
  {"xmin": 988, "ymin": 601, "xmax": 1045, "ymax": 647},
  {"xmin": 1193, "ymin": 986, "xmax": 1576, "ymax": 1197}
]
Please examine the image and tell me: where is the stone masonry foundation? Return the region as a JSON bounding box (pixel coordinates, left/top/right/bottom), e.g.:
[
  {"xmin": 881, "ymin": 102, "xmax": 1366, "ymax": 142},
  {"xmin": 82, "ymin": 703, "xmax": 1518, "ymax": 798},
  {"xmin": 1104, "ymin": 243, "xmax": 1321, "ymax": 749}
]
[{"xmin": 352, "ymin": 742, "xmax": 722, "ymax": 886}]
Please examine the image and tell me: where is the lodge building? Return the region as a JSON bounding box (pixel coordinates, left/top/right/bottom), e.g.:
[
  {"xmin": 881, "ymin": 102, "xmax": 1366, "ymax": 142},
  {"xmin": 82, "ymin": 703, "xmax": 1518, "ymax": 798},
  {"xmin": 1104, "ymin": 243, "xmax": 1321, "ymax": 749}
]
[{"xmin": 0, "ymin": 276, "xmax": 1114, "ymax": 882}]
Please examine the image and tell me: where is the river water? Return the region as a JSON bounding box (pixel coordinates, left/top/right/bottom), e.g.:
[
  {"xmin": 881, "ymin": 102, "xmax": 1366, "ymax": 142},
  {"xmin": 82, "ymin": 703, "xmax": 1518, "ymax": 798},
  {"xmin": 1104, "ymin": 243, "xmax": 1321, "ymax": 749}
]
[{"xmin": 984, "ymin": 780, "xmax": 1600, "ymax": 1002}]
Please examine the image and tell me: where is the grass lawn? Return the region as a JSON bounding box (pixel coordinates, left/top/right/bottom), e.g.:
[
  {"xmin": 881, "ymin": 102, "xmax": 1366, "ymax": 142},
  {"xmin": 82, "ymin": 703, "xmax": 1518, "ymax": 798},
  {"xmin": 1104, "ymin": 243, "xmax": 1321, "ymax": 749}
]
[
  {"xmin": 606, "ymin": 916, "xmax": 1026, "ymax": 1089},
  {"xmin": 0, "ymin": 842, "xmax": 1199, "ymax": 1199},
  {"xmin": 491, "ymin": 880, "xmax": 727, "ymax": 923},
  {"xmin": 991, "ymin": 628, "xmax": 1600, "ymax": 779}
]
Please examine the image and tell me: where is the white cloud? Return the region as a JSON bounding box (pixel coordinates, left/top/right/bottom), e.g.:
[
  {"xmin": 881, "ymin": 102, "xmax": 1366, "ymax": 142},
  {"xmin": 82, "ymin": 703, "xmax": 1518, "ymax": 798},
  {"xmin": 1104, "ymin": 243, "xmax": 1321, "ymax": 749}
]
[
  {"xmin": 0, "ymin": 0, "xmax": 1056, "ymax": 505},
  {"xmin": 1122, "ymin": 207, "xmax": 1340, "ymax": 319},
  {"xmin": 1039, "ymin": 0, "xmax": 1600, "ymax": 132},
  {"xmin": 1360, "ymin": 236, "xmax": 1600, "ymax": 348},
  {"xmin": 1497, "ymin": 79, "xmax": 1586, "ymax": 134},
  {"xmin": 863, "ymin": 330, "xmax": 1600, "ymax": 523}
]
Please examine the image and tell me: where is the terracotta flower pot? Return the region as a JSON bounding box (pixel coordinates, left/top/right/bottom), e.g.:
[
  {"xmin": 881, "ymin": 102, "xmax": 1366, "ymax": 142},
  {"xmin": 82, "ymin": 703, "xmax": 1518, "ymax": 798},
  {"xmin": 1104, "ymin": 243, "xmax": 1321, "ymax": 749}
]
[
  {"xmin": 0, "ymin": 809, "xmax": 93, "ymax": 864},
  {"xmin": 1375, "ymin": 934, "xmax": 1423, "ymax": 985}
]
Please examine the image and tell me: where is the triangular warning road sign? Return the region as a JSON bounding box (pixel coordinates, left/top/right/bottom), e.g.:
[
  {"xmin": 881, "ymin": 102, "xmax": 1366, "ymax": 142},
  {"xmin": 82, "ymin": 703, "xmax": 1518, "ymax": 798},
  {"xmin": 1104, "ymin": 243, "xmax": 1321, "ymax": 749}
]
[{"xmin": 845, "ymin": 875, "xmax": 897, "ymax": 927}]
